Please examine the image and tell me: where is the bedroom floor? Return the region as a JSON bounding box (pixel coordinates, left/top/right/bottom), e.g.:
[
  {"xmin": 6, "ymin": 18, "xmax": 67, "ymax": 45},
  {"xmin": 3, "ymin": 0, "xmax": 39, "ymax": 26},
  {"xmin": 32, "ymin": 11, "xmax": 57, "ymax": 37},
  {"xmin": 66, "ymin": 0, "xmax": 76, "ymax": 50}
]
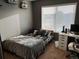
[
  {"xmin": 3, "ymin": 42, "xmax": 70, "ymax": 59},
  {"xmin": 38, "ymin": 42, "xmax": 70, "ymax": 59}
]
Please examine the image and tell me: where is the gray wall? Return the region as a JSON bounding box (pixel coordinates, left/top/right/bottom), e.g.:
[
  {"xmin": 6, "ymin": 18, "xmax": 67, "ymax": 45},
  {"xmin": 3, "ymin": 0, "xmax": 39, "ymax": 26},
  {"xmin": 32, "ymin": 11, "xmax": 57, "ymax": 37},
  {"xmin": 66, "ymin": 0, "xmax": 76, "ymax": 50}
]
[
  {"xmin": 0, "ymin": 0, "xmax": 32, "ymax": 34},
  {"xmin": 32, "ymin": 0, "xmax": 78, "ymax": 29},
  {"xmin": 0, "ymin": 0, "xmax": 32, "ymax": 40}
]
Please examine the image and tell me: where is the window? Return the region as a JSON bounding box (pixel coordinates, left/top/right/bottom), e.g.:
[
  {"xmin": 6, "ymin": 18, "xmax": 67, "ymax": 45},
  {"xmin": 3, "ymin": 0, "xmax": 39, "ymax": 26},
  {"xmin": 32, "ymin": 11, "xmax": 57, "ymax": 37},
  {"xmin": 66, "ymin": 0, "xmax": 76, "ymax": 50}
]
[{"xmin": 41, "ymin": 3, "xmax": 77, "ymax": 32}]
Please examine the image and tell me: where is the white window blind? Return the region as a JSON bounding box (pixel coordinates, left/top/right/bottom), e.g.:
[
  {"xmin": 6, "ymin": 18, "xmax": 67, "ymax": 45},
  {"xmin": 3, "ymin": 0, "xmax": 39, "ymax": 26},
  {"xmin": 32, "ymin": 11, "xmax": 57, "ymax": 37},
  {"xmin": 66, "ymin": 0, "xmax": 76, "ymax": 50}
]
[
  {"xmin": 42, "ymin": 7, "xmax": 56, "ymax": 30},
  {"xmin": 41, "ymin": 3, "xmax": 77, "ymax": 32}
]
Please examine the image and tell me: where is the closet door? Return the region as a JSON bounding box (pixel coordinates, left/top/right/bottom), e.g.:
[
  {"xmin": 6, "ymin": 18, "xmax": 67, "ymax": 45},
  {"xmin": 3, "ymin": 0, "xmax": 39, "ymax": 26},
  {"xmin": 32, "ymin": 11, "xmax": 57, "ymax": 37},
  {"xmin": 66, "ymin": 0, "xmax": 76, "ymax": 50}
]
[{"xmin": 0, "ymin": 35, "xmax": 3, "ymax": 59}]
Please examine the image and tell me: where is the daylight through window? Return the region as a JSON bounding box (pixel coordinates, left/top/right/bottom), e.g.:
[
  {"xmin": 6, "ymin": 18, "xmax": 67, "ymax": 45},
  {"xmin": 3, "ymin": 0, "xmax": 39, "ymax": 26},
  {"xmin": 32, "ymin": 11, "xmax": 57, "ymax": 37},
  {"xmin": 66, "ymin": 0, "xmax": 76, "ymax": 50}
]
[{"xmin": 41, "ymin": 3, "xmax": 77, "ymax": 32}]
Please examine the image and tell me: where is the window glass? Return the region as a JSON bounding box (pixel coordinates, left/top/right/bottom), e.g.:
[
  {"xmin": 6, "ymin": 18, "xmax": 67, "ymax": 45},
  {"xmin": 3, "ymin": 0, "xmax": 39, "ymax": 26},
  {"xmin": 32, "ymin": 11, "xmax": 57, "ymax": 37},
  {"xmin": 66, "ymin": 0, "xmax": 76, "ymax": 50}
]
[
  {"xmin": 55, "ymin": 4, "xmax": 76, "ymax": 32},
  {"xmin": 42, "ymin": 7, "xmax": 56, "ymax": 30},
  {"xmin": 41, "ymin": 3, "xmax": 77, "ymax": 32}
]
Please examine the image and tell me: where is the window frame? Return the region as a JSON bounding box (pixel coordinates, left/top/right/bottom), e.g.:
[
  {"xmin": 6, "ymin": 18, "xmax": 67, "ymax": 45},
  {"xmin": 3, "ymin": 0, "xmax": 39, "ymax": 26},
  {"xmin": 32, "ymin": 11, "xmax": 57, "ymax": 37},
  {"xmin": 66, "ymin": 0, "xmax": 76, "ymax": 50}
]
[{"xmin": 41, "ymin": 3, "xmax": 77, "ymax": 32}]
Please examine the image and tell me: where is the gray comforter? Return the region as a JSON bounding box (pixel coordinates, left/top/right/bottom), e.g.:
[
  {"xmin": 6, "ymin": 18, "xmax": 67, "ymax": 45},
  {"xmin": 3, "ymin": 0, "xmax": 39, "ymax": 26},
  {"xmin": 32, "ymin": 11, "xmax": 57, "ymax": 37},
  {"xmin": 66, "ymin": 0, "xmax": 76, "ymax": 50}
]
[{"xmin": 2, "ymin": 35, "xmax": 45, "ymax": 59}]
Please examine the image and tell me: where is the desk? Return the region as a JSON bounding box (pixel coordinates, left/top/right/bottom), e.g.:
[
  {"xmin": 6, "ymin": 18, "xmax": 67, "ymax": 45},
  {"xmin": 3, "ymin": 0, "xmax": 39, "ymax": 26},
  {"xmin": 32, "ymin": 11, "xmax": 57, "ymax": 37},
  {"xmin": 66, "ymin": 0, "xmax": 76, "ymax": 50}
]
[{"xmin": 58, "ymin": 33, "xmax": 79, "ymax": 50}]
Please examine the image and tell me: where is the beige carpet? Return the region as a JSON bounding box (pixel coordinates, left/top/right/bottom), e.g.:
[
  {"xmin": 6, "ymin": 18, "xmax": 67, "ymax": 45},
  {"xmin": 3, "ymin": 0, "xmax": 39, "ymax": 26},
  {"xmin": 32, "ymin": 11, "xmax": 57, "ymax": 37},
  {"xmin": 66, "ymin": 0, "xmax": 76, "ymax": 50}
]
[{"xmin": 4, "ymin": 42, "xmax": 70, "ymax": 59}]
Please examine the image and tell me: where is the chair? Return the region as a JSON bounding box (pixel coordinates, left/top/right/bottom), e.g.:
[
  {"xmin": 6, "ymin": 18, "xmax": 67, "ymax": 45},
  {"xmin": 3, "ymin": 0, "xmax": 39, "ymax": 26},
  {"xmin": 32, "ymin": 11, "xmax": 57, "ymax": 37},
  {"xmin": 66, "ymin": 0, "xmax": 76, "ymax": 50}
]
[
  {"xmin": 68, "ymin": 42, "xmax": 79, "ymax": 59},
  {"xmin": 0, "ymin": 35, "xmax": 3, "ymax": 59}
]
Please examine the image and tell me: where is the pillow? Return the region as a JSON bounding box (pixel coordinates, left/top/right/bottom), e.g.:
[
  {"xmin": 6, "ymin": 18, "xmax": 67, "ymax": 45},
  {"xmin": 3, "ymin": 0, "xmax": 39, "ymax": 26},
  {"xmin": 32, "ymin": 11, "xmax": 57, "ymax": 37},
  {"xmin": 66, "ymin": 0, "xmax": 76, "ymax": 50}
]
[
  {"xmin": 48, "ymin": 31, "xmax": 54, "ymax": 37},
  {"xmin": 33, "ymin": 30, "xmax": 39, "ymax": 36},
  {"xmin": 33, "ymin": 30, "xmax": 38, "ymax": 34},
  {"xmin": 47, "ymin": 32, "xmax": 54, "ymax": 41},
  {"xmin": 39, "ymin": 30, "xmax": 48, "ymax": 36},
  {"xmin": 44, "ymin": 30, "xmax": 49, "ymax": 36}
]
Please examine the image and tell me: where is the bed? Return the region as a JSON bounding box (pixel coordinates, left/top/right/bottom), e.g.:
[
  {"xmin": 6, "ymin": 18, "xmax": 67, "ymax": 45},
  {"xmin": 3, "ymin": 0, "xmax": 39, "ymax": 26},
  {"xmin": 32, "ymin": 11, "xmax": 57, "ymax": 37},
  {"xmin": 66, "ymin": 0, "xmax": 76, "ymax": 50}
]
[{"xmin": 2, "ymin": 30, "xmax": 54, "ymax": 59}]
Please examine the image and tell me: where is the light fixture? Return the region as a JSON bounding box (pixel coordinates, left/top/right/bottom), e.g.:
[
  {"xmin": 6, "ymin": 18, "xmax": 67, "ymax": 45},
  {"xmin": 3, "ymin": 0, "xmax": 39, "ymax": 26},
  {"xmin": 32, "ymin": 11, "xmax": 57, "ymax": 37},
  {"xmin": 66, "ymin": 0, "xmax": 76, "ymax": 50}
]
[
  {"xmin": 7, "ymin": 0, "xmax": 18, "ymax": 4},
  {"xmin": 20, "ymin": 0, "xmax": 28, "ymax": 9}
]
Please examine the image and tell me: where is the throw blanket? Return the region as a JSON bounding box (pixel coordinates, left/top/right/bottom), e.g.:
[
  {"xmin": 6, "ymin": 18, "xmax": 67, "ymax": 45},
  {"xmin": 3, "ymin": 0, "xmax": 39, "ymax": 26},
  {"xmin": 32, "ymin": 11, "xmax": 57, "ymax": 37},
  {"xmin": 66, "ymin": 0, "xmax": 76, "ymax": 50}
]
[{"xmin": 2, "ymin": 35, "xmax": 45, "ymax": 59}]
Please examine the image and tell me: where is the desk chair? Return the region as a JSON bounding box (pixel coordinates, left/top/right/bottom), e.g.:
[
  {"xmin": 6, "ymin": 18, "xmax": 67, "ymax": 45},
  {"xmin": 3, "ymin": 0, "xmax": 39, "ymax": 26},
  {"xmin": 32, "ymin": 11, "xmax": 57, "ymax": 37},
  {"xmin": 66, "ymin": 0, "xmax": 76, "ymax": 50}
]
[{"xmin": 68, "ymin": 42, "xmax": 79, "ymax": 59}]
